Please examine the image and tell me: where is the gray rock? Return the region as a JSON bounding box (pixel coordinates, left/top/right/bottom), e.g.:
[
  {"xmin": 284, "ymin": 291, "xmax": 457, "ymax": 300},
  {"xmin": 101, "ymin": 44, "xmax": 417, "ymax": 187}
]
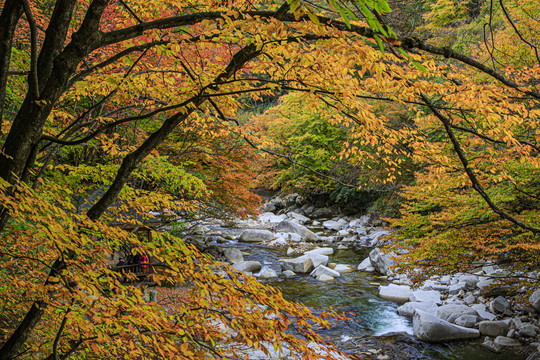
[
  {"xmin": 490, "ymin": 296, "xmax": 510, "ymax": 314},
  {"xmin": 526, "ymin": 353, "xmax": 540, "ymax": 360},
  {"xmin": 322, "ymin": 220, "xmax": 346, "ymax": 231},
  {"xmin": 357, "ymin": 257, "xmax": 372, "ymax": 271},
  {"xmin": 379, "ymin": 284, "xmax": 411, "ymax": 302},
  {"xmin": 454, "ymin": 314, "xmax": 478, "ymax": 328},
  {"xmin": 333, "ymin": 264, "xmax": 354, "ymax": 273},
  {"xmin": 275, "ymin": 220, "xmax": 320, "ymax": 242},
  {"xmin": 413, "ymin": 310, "xmax": 480, "ymax": 342},
  {"xmin": 239, "ymin": 229, "xmax": 274, "ymax": 242},
  {"xmin": 281, "ymin": 270, "xmax": 296, "ymax": 277},
  {"xmin": 409, "ymin": 290, "xmax": 442, "ymax": 305},
  {"xmin": 317, "ymin": 274, "xmax": 335, "ymax": 282},
  {"xmin": 305, "ymin": 247, "xmax": 334, "ymax": 256},
  {"xmin": 311, "ymin": 207, "xmax": 333, "ymax": 218},
  {"xmin": 510, "ymin": 317, "xmax": 523, "ymax": 329},
  {"xmin": 493, "ymin": 336, "xmax": 521, "ymax": 347},
  {"xmin": 530, "ymin": 289, "xmax": 540, "ymax": 312},
  {"xmin": 369, "ymin": 248, "xmax": 395, "ymax": 276},
  {"xmin": 233, "ymin": 261, "xmax": 262, "ymax": 273},
  {"xmin": 460, "ymin": 275, "xmax": 480, "ymax": 289},
  {"xmin": 463, "ymin": 294, "xmax": 475, "ymax": 305},
  {"xmin": 436, "ymin": 304, "xmax": 477, "ymax": 322},
  {"xmin": 280, "ymin": 257, "xmax": 314, "ymax": 274},
  {"xmin": 310, "ymin": 265, "xmax": 340, "ymax": 279},
  {"xmin": 449, "ymin": 282, "xmax": 467, "ymax": 294},
  {"xmin": 397, "ymin": 301, "xmax": 439, "ymax": 317},
  {"xmin": 303, "ymin": 253, "xmax": 329, "ymax": 268},
  {"xmin": 482, "ymin": 338, "xmax": 502, "ymax": 353},
  {"xmin": 519, "ymin": 323, "xmax": 537, "ymax": 337},
  {"xmin": 259, "ymin": 212, "xmax": 287, "ymax": 224},
  {"xmin": 479, "ymin": 321, "xmax": 509, "ymax": 337},
  {"xmin": 477, "ymin": 278, "xmax": 495, "ymax": 290},
  {"xmin": 289, "ymin": 212, "xmax": 309, "ymax": 224},
  {"xmin": 258, "ymin": 268, "xmax": 278, "ymax": 280},
  {"xmin": 476, "ymin": 309, "xmax": 497, "ymax": 321},
  {"xmin": 223, "ymin": 248, "xmax": 244, "ymax": 263}
]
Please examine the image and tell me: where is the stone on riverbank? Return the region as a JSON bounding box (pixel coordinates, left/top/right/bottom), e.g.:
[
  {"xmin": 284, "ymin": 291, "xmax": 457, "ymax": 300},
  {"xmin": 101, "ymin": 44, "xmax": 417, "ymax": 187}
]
[
  {"xmin": 493, "ymin": 336, "xmax": 521, "ymax": 347},
  {"xmin": 369, "ymin": 248, "xmax": 395, "ymax": 276},
  {"xmin": 397, "ymin": 301, "xmax": 438, "ymax": 317},
  {"xmin": 530, "ymin": 289, "xmax": 540, "ymax": 312},
  {"xmin": 413, "ymin": 310, "xmax": 480, "ymax": 342},
  {"xmin": 239, "ymin": 229, "xmax": 274, "ymax": 242},
  {"xmin": 379, "ymin": 284, "xmax": 411, "ymax": 302},
  {"xmin": 490, "ymin": 296, "xmax": 510, "ymax": 314},
  {"xmin": 436, "ymin": 304, "xmax": 477, "ymax": 322},
  {"xmin": 275, "ymin": 220, "xmax": 320, "ymax": 242},
  {"xmin": 479, "ymin": 321, "xmax": 509, "ymax": 337},
  {"xmin": 409, "ymin": 290, "xmax": 442, "ymax": 305}
]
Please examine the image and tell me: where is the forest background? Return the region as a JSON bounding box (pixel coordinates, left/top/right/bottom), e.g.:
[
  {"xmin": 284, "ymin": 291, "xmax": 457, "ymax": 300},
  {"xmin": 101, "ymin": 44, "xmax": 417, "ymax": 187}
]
[{"xmin": 0, "ymin": 0, "xmax": 539, "ymax": 359}]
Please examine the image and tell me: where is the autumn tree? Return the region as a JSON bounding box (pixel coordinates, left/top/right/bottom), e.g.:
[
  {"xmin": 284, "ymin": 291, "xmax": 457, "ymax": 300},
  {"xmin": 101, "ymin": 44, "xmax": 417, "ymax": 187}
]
[{"xmin": 2, "ymin": 0, "xmax": 540, "ymax": 358}]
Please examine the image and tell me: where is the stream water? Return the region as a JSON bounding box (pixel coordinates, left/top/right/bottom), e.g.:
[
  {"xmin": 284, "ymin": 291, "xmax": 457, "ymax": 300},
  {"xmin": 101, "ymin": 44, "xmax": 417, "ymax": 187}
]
[{"xmin": 212, "ymin": 235, "xmax": 528, "ymax": 360}]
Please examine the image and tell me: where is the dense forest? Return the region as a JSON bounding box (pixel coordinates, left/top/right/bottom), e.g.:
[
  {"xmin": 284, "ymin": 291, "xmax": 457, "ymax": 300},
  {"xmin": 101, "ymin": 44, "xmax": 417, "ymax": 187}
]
[{"xmin": 0, "ymin": 0, "xmax": 539, "ymax": 359}]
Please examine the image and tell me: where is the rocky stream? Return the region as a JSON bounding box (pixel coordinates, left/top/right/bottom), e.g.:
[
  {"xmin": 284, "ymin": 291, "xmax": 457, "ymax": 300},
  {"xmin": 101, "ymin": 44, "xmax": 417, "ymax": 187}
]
[{"xmin": 185, "ymin": 193, "xmax": 540, "ymax": 360}]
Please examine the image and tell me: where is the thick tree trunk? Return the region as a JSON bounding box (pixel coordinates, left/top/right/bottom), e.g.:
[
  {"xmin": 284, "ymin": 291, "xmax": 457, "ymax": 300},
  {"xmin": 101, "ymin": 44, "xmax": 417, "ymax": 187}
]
[{"xmin": 0, "ymin": 0, "xmax": 23, "ymax": 133}]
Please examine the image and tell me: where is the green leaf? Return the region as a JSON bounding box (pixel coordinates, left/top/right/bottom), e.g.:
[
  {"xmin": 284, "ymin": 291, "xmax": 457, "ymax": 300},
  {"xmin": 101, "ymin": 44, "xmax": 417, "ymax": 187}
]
[
  {"xmin": 412, "ymin": 60, "xmax": 427, "ymax": 73},
  {"xmin": 374, "ymin": 34, "xmax": 385, "ymax": 54}
]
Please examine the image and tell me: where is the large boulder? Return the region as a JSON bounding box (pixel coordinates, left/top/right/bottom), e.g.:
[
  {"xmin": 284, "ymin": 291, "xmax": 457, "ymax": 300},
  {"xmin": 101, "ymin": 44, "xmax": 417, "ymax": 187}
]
[
  {"xmin": 357, "ymin": 257, "xmax": 373, "ymax": 271},
  {"xmin": 379, "ymin": 284, "xmax": 411, "ymax": 302},
  {"xmin": 258, "ymin": 268, "xmax": 278, "ymax": 280},
  {"xmin": 397, "ymin": 301, "xmax": 439, "ymax": 317},
  {"xmin": 303, "ymin": 253, "xmax": 329, "ymax": 268},
  {"xmin": 289, "ymin": 212, "xmax": 309, "ymax": 224},
  {"xmin": 305, "ymin": 247, "xmax": 334, "ymax": 256},
  {"xmin": 280, "ymin": 257, "xmax": 314, "ymax": 274},
  {"xmin": 311, "ymin": 207, "xmax": 333, "ymax": 218},
  {"xmin": 409, "ymin": 290, "xmax": 442, "ymax": 305},
  {"xmin": 490, "ymin": 296, "xmax": 510, "ymax": 314},
  {"xmin": 223, "ymin": 248, "xmax": 244, "ymax": 263},
  {"xmin": 275, "ymin": 220, "xmax": 320, "ymax": 242},
  {"xmin": 311, "ymin": 265, "xmax": 340, "ymax": 280},
  {"xmin": 454, "ymin": 314, "xmax": 477, "ymax": 328},
  {"xmin": 436, "ymin": 304, "xmax": 477, "ymax": 322},
  {"xmin": 530, "ymin": 289, "xmax": 540, "ymax": 312},
  {"xmin": 259, "ymin": 212, "xmax": 287, "ymax": 224},
  {"xmin": 479, "ymin": 321, "xmax": 509, "ymax": 337},
  {"xmin": 322, "ymin": 220, "xmax": 347, "ymax": 231},
  {"xmin": 493, "ymin": 336, "xmax": 521, "ymax": 347},
  {"xmin": 413, "ymin": 310, "xmax": 480, "ymax": 342},
  {"xmin": 233, "ymin": 261, "xmax": 262, "ymax": 273},
  {"xmin": 239, "ymin": 229, "xmax": 274, "ymax": 242},
  {"xmin": 369, "ymin": 248, "xmax": 395, "ymax": 275}
]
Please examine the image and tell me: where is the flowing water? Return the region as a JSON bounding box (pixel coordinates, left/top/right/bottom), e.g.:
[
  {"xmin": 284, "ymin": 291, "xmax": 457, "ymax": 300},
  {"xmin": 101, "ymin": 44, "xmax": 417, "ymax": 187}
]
[{"xmin": 213, "ymin": 236, "xmax": 528, "ymax": 360}]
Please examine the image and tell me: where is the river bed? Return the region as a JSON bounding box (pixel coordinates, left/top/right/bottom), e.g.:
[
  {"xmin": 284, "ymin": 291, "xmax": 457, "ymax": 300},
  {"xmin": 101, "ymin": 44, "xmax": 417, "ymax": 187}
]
[{"xmin": 216, "ymin": 238, "xmax": 527, "ymax": 360}]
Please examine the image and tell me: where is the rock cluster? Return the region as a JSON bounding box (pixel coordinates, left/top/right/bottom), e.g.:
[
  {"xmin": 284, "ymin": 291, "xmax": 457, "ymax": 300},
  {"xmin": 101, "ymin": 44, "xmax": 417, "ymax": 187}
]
[{"xmin": 186, "ymin": 192, "xmax": 540, "ymax": 354}]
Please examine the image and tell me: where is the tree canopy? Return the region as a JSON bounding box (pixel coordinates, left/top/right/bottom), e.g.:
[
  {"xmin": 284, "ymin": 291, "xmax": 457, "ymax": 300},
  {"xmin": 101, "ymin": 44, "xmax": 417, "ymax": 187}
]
[{"xmin": 1, "ymin": 0, "xmax": 540, "ymax": 358}]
